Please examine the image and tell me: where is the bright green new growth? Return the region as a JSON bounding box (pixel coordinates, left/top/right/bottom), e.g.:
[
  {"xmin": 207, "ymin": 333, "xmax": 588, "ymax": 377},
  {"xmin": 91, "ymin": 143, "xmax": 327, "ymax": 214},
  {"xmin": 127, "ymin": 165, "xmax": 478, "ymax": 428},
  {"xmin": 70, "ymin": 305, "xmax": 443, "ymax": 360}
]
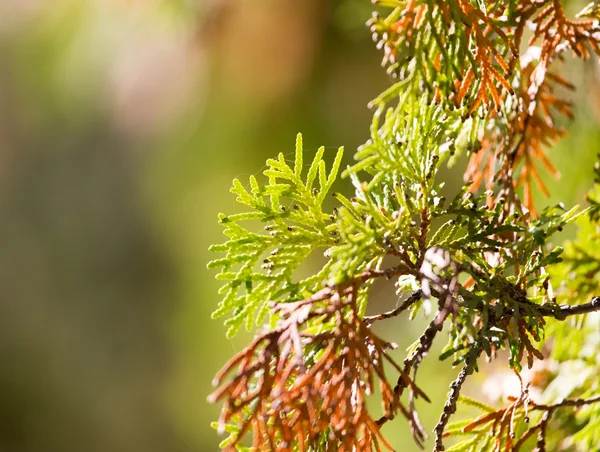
[{"xmin": 208, "ymin": 135, "xmax": 344, "ymax": 337}]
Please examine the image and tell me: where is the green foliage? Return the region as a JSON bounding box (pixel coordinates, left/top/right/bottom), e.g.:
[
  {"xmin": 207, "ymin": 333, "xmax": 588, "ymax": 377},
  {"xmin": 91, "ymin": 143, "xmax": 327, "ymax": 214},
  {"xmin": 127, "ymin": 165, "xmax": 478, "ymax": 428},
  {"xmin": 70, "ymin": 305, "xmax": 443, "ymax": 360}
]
[
  {"xmin": 208, "ymin": 134, "xmax": 344, "ymax": 337},
  {"xmin": 540, "ymin": 205, "xmax": 600, "ymax": 450}
]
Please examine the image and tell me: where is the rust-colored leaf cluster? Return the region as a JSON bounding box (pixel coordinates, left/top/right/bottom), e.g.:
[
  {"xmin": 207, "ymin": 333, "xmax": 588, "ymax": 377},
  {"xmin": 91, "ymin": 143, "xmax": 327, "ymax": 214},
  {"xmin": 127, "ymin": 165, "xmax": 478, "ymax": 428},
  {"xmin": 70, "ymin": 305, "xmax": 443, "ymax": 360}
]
[
  {"xmin": 209, "ymin": 283, "xmax": 427, "ymax": 451},
  {"xmin": 513, "ymin": 0, "xmax": 600, "ymax": 212},
  {"xmin": 448, "ymin": 0, "xmax": 516, "ymax": 113},
  {"xmin": 384, "ymin": 0, "xmax": 426, "ymax": 70},
  {"xmin": 528, "ymin": 0, "xmax": 600, "ymax": 61},
  {"xmin": 369, "ymin": 0, "xmax": 515, "ymax": 107},
  {"xmin": 466, "ymin": 66, "xmax": 574, "ymax": 214},
  {"xmin": 454, "ymin": 40, "xmax": 513, "ymax": 115},
  {"xmin": 511, "ymin": 69, "xmax": 573, "ymax": 212},
  {"xmin": 465, "ymin": 0, "xmax": 600, "ymax": 214}
]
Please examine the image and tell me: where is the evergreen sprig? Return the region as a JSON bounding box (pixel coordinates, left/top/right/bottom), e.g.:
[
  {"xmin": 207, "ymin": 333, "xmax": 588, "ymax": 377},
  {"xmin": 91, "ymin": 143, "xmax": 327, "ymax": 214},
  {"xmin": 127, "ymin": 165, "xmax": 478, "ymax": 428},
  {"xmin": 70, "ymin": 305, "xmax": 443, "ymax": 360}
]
[
  {"xmin": 208, "ymin": 135, "xmax": 343, "ymax": 337},
  {"xmin": 208, "ymin": 1, "xmax": 600, "ymax": 450}
]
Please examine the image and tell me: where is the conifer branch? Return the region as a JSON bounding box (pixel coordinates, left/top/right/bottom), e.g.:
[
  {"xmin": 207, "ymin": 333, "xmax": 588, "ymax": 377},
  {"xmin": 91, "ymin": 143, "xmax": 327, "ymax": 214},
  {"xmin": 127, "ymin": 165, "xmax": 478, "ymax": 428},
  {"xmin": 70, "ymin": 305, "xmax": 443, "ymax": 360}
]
[
  {"xmin": 496, "ymin": 295, "xmax": 600, "ymax": 320},
  {"xmin": 208, "ymin": 1, "xmax": 600, "ymax": 449}
]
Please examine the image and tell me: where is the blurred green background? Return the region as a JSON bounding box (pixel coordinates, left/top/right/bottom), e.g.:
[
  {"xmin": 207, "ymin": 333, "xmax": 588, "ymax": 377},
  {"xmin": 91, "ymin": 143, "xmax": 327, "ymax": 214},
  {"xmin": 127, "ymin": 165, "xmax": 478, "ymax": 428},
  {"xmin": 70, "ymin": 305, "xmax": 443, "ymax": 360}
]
[{"xmin": 1, "ymin": 1, "xmax": 599, "ymax": 451}]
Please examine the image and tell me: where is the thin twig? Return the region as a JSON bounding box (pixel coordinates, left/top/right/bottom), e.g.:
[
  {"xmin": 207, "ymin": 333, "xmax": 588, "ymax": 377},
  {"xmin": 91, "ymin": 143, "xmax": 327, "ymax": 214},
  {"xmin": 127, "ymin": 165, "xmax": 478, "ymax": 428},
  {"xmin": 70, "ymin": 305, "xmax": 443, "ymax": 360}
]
[
  {"xmin": 364, "ymin": 290, "xmax": 423, "ymax": 325},
  {"xmin": 400, "ymin": 313, "xmax": 445, "ymax": 390},
  {"xmin": 513, "ymin": 421, "xmax": 542, "ymax": 451},
  {"xmin": 336, "ymin": 263, "xmax": 600, "ymax": 323},
  {"xmin": 376, "ymin": 313, "xmax": 443, "ymax": 428},
  {"xmin": 551, "ymin": 297, "xmax": 600, "ymax": 318},
  {"xmin": 534, "ymin": 409, "xmax": 553, "ymax": 452},
  {"xmin": 532, "ymin": 394, "xmax": 600, "ymax": 411},
  {"xmin": 408, "ymin": 350, "xmax": 429, "ymax": 449},
  {"xmin": 509, "ymin": 297, "xmax": 600, "ymax": 320},
  {"xmin": 357, "ymin": 262, "xmax": 418, "ymax": 283}
]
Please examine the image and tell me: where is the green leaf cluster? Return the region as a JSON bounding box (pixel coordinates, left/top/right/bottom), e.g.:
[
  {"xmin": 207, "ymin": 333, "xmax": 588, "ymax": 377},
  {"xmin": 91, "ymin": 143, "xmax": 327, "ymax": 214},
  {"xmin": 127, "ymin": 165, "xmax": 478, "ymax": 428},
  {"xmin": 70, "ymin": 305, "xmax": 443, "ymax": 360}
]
[{"xmin": 208, "ymin": 134, "xmax": 343, "ymax": 337}]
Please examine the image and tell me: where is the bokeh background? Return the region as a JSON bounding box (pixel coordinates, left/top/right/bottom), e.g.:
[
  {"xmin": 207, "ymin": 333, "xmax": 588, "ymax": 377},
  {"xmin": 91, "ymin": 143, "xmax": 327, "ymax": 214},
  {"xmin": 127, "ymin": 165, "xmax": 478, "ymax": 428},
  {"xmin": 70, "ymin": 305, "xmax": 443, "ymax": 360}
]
[{"xmin": 1, "ymin": 1, "xmax": 599, "ymax": 451}]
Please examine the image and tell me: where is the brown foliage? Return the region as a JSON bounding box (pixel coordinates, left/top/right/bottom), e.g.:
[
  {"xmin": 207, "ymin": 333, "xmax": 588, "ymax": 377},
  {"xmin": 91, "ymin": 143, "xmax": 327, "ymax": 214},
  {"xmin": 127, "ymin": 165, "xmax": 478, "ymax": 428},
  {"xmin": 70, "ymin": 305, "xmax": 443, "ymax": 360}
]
[
  {"xmin": 209, "ymin": 282, "xmax": 428, "ymax": 451},
  {"xmin": 464, "ymin": 0, "xmax": 600, "ymax": 214},
  {"xmin": 465, "ymin": 64, "xmax": 573, "ymax": 214}
]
